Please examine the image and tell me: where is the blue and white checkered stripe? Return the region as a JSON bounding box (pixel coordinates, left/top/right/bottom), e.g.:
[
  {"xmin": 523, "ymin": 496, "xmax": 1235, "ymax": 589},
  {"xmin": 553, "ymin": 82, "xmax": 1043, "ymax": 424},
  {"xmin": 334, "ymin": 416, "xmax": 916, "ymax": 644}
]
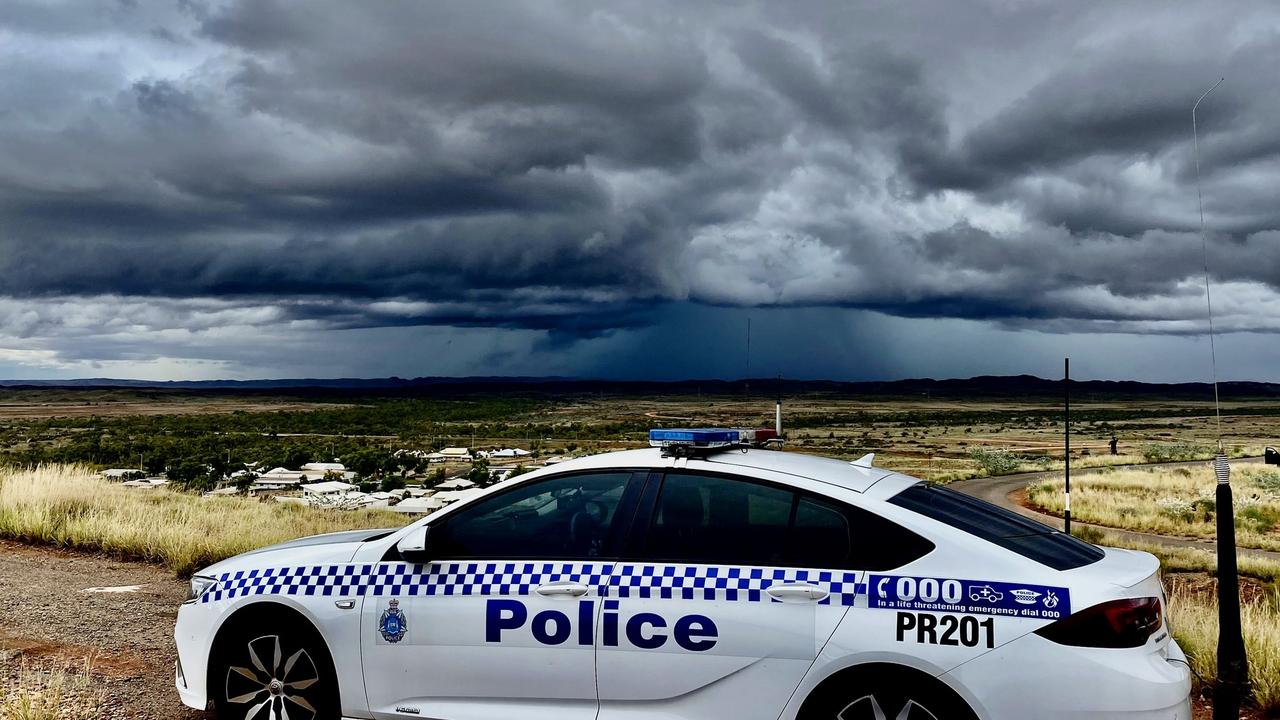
[
  {"xmin": 203, "ymin": 562, "xmax": 610, "ymax": 603},
  {"xmin": 205, "ymin": 564, "xmax": 373, "ymax": 603},
  {"xmin": 365, "ymin": 562, "xmax": 612, "ymax": 598},
  {"xmin": 203, "ymin": 561, "xmax": 864, "ymax": 605},
  {"xmin": 609, "ymin": 564, "xmax": 862, "ymax": 606}
]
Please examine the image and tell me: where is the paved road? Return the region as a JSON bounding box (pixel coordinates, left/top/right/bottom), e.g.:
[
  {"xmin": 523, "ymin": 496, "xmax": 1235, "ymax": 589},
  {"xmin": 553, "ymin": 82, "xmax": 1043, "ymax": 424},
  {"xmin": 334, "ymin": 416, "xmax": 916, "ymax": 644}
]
[{"xmin": 949, "ymin": 457, "xmax": 1280, "ymax": 562}]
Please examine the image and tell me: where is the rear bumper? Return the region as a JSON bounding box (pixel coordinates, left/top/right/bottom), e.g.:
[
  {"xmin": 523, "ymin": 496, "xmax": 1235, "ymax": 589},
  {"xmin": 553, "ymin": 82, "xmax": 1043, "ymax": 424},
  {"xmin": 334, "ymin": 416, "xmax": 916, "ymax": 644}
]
[{"xmin": 944, "ymin": 633, "xmax": 1191, "ymax": 719}]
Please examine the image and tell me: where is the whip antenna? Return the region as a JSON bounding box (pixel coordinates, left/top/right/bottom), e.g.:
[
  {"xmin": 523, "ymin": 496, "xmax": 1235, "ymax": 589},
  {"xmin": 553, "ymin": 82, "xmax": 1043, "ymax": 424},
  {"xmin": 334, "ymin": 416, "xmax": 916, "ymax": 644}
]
[
  {"xmin": 1193, "ymin": 76, "xmax": 1250, "ymax": 720},
  {"xmin": 1192, "ymin": 77, "xmax": 1225, "ymax": 447}
]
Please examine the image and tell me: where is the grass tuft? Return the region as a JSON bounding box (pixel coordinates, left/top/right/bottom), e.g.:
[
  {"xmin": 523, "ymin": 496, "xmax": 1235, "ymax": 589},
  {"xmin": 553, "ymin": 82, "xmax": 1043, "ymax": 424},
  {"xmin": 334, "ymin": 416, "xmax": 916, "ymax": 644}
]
[
  {"xmin": 1168, "ymin": 584, "xmax": 1280, "ymax": 713},
  {"xmin": 0, "ymin": 465, "xmax": 411, "ymax": 576},
  {"xmin": 0, "ymin": 662, "xmax": 107, "ymax": 720}
]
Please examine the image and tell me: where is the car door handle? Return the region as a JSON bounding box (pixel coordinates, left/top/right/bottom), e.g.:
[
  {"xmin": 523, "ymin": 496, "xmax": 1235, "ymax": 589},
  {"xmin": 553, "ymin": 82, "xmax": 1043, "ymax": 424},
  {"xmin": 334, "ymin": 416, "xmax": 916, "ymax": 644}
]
[
  {"xmin": 536, "ymin": 582, "xmax": 590, "ymax": 598},
  {"xmin": 766, "ymin": 583, "xmax": 829, "ymax": 602}
]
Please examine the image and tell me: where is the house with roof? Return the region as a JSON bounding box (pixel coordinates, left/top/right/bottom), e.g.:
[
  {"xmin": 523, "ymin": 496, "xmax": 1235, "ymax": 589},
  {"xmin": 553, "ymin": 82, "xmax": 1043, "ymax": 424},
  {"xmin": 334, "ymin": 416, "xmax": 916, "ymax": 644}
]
[
  {"xmin": 477, "ymin": 448, "xmax": 531, "ymax": 460},
  {"xmin": 301, "ymin": 480, "xmax": 358, "ymax": 497},
  {"xmin": 427, "ymin": 447, "xmax": 472, "ymax": 463},
  {"xmin": 388, "ymin": 496, "xmax": 446, "ymax": 514}
]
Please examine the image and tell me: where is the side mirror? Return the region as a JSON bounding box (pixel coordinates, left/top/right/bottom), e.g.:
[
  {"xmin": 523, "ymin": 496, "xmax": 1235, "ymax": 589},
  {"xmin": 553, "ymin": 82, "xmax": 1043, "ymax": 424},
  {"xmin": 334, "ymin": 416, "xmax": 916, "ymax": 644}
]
[
  {"xmin": 1266, "ymin": 447, "xmax": 1279, "ymax": 466},
  {"xmin": 396, "ymin": 525, "xmax": 432, "ymax": 564}
]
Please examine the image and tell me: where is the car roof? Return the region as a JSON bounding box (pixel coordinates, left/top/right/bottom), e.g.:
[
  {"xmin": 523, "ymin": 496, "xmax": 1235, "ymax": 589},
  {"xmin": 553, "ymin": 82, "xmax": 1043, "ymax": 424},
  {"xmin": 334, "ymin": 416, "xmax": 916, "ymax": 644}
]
[{"xmin": 540, "ymin": 447, "xmax": 899, "ymax": 494}]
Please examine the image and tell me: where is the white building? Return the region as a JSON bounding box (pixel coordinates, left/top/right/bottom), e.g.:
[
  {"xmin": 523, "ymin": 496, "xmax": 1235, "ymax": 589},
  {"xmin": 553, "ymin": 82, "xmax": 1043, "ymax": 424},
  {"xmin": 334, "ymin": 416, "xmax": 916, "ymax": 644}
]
[
  {"xmin": 302, "ymin": 462, "xmax": 346, "ymax": 473},
  {"xmin": 301, "ymin": 481, "xmax": 358, "ymax": 497},
  {"xmin": 433, "ymin": 487, "xmax": 486, "ymax": 506},
  {"xmin": 478, "ymin": 448, "xmax": 531, "ymax": 459},
  {"xmin": 101, "ymin": 468, "xmax": 143, "ymax": 479},
  {"xmin": 434, "ymin": 478, "xmax": 476, "ymax": 490},
  {"xmin": 428, "ymin": 447, "xmax": 472, "ymax": 463},
  {"xmin": 122, "ymin": 477, "xmax": 168, "ymax": 489},
  {"xmin": 204, "ymin": 487, "xmax": 242, "ymax": 497},
  {"xmin": 250, "ymin": 467, "xmax": 307, "ymax": 492},
  {"xmin": 388, "ymin": 496, "xmax": 447, "ymax": 514}
]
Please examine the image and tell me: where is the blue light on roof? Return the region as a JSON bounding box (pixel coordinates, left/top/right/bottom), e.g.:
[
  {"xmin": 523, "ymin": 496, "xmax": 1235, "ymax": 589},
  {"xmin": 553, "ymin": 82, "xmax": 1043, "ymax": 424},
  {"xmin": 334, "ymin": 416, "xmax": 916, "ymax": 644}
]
[{"xmin": 649, "ymin": 428, "xmax": 741, "ymax": 447}]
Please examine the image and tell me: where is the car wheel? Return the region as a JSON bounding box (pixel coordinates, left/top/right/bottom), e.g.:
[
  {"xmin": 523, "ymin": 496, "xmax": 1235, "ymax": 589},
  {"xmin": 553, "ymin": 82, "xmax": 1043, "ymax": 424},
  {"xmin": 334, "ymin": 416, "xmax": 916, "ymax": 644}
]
[
  {"xmin": 802, "ymin": 667, "xmax": 976, "ymax": 720},
  {"xmin": 214, "ymin": 625, "xmax": 339, "ymax": 720}
]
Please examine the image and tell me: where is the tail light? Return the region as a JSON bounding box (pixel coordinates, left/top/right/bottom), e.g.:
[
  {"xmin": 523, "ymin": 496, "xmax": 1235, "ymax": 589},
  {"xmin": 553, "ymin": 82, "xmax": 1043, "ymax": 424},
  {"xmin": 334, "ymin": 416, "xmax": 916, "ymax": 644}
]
[{"xmin": 1034, "ymin": 597, "xmax": 1162, "ymax": 648}]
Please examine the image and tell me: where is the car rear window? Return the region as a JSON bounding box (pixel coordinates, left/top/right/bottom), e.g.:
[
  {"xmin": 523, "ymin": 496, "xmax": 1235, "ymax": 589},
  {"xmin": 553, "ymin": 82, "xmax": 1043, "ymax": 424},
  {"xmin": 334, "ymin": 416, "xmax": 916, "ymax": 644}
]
[{"xmin": 888, "ymin": 484, "xmax": 1104, "ymax": 571}]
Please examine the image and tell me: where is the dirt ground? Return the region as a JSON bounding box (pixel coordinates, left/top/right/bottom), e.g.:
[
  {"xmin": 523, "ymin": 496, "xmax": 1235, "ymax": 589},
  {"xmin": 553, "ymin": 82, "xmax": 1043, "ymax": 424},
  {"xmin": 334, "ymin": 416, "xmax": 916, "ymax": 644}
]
[
  {"xmin": 0, "ymin": 539, "xmax": 1262, "ymax": 719},
  {"xmin": 0, "ymin": 540, "xmax": 207, "ymax": 719}
]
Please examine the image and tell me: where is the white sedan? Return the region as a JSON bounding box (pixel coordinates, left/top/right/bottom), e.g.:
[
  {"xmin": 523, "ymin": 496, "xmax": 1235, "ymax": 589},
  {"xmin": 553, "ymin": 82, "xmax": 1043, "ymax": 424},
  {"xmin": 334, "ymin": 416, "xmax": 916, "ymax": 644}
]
[{"xmin": 176, "ymin": 439, "xmax": 1190, "ymax": 720}]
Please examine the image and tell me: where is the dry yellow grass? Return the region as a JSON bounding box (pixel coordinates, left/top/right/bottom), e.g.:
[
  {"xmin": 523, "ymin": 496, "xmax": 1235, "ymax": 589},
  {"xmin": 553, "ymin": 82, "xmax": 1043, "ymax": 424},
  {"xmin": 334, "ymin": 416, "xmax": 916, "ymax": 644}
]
[
  {"xmin": 1168, "ymin": 584, "xmax": 1280, "ymax": 713},
  {"xmin": 1028, "ymin": 464, "xmax": 1280, "ymax": 552},
  {"xmin": 0, "ymin": 661, "xmax": 106, "ymax": 720},
  {"xmin": 0, "ymin": 465, "xmax": 411, "ymax": 577},
  {"xmin": 1072, "ymin": 512, "xmax": 1280, "ymax": 711},
  {"xmin": 1073, "ymin": 526, "xmax": 1280, "ymax": 583}
]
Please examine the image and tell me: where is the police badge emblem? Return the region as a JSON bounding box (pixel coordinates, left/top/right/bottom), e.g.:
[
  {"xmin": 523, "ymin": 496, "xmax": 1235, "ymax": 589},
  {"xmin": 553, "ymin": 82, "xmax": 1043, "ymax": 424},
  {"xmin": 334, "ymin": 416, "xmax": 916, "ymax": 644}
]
[{"xmin": 379, "ymin": 599, "xmax": 408, "ymax": 643}]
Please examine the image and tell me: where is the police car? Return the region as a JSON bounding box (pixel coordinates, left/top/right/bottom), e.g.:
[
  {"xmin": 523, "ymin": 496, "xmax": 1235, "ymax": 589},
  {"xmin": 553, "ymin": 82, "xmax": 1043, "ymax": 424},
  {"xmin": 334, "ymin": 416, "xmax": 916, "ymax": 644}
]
[{"xmin": 175, "ymin": 429, "xmax": 1191, "ymax": 720}]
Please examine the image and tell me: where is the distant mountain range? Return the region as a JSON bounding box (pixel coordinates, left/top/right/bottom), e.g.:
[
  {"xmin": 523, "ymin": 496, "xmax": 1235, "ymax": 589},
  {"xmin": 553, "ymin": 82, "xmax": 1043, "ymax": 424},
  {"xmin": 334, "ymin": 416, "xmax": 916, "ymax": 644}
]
[{"xmin": 0, "ymin": 374, "xmax": 1277, "ymax": 400}]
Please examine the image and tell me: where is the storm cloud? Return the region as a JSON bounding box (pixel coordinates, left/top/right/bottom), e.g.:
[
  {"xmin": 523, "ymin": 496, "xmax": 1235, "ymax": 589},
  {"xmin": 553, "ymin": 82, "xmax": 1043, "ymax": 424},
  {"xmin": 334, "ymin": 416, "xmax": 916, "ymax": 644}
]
[{"xmin": 0, "ymin": 0, "xmax": 1278, "ymax": 379}]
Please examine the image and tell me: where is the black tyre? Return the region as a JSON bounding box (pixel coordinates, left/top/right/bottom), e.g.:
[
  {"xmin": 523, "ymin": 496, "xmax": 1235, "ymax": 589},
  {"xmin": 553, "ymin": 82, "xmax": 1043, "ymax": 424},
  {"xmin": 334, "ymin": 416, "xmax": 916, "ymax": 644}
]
[
  {"xmin": 212, "ymin": 616, "xmax": 340, "ymax": 720},
  {"xmin": 800, "ymin": 666, "xmax": 977, "ymax": 720}
]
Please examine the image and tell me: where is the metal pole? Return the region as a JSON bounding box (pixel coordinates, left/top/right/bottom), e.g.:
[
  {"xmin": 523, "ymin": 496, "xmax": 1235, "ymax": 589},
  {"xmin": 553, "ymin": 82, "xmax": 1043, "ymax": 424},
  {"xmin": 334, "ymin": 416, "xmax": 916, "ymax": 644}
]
[
  {"xmin": 1064, "ymin": 357, "xmax": 1071, "ymax": 535},
  {"xmin": 1214, "ymin": 453, "xmax": 1249, "ymax": 719}
]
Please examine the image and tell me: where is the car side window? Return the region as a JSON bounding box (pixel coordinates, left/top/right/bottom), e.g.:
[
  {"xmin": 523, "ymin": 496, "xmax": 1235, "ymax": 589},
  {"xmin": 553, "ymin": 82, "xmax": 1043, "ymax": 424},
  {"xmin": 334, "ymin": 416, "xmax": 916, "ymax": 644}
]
[
  {"xmin": 641, "ymin": 472, "xmax": 934, "ymax": 570},
  {"xmin": 645, "ymin": 473, "xmax": 793, "ymax": 566},
  {"xmin": 791, "ymin": 496, "xmax": 850, "ymax": 567},
  {"xmin": 432, "ymin": 472, "xmax": 634, "ymax": 560},
  {"xmin": 801, "ymin": 496, "xmax": 936, "ymax": 571}
]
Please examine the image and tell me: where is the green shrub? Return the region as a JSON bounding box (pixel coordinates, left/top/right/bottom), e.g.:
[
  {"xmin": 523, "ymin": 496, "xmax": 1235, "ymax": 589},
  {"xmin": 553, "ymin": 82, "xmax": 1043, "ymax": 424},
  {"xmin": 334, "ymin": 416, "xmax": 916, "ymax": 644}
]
[
  {"xmin": 1141, "ymin": 442, "xmax": 1211, "ymax": 463},
  {"xmin": 966, "ymin": 446, "xmax": 1021, "ymax": 476},
  {"xmin": 1255, "ymin": 471, "xmax": 1280, "ymax": 496}
]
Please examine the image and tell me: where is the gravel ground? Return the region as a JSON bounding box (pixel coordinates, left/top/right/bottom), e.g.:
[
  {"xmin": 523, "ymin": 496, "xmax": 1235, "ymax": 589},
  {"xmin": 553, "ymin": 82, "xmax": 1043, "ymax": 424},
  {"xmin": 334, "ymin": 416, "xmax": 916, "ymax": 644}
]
[{"xmin": 0, "ymin": 539, "xmax": 208, "ymax": 719}]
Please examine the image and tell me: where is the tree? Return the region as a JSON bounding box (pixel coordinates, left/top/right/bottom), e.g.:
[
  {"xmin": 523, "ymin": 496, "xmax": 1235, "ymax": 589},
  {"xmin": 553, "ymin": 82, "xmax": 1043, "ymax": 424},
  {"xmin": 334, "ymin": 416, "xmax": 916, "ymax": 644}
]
[
  {"xmin": 167, "ymin": 460, "xmax": 212, "ymax": 492},
  {"xmin": 345, "ymin": 447, "xmax": 393, "ymax": 481},
  {"xmin": 394, "ymin": 452, "xmax": 427, "ymax": 479},
  {"xmin": 380, "ymin": 475, "xmax": 407, "ymax": 493},
  {"xmin": 283, "ymin": 446, "xmax": 313, "ymax": 470},
  {"xmin": 467, "ymin": 458, "xmax": 492, "ymax": 486}
]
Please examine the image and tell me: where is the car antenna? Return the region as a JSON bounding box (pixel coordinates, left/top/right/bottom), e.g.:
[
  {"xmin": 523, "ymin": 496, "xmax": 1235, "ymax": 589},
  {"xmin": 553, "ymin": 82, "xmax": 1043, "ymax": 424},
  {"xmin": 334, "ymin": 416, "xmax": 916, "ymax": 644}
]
[
  {"xmin": 1193, "ymin": 77, "xmax": 1225, "ymax": 450},
  {"xmin": 1192, "ymin": 76, "xmax": 1249, "ymax": 720}
]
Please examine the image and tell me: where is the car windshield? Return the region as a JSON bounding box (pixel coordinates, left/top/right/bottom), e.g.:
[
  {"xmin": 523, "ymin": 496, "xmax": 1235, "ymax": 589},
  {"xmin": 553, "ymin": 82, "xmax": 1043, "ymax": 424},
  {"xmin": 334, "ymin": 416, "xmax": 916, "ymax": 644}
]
[{"xmin": 888, "ymin": 483, "xmax": 1104, "ymax": 571}]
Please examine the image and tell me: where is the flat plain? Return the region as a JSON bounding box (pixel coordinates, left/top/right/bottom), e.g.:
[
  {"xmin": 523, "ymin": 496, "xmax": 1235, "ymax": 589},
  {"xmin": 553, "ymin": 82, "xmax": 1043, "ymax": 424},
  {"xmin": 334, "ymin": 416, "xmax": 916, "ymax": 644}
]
[{"xmin": 1, "ymin": 382, "xmax": 1278, "ymax": 718}]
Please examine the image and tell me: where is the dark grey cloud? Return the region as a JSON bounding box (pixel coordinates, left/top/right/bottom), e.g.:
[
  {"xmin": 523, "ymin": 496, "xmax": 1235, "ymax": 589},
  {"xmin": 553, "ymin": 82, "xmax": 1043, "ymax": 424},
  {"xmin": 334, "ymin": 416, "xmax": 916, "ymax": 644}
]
[{"xmin": 0, "ymin": 0, "xmax": 1279, "ymax": 379}]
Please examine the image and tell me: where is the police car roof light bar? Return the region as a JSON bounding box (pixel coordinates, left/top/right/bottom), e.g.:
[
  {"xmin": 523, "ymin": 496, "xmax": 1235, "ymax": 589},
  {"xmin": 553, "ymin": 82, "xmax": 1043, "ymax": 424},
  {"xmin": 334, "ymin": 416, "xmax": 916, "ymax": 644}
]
[{"xmin": 649, "ymin": 428, "xmax": 780, "ymax": 458}]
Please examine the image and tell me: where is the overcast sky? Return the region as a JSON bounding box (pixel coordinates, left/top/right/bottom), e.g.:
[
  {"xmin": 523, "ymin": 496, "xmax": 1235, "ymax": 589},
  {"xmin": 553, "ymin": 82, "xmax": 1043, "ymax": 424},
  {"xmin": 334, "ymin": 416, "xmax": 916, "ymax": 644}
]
[{"xmin": 0, "ymin": 0, "xmax": 1277, "ymax": 381}]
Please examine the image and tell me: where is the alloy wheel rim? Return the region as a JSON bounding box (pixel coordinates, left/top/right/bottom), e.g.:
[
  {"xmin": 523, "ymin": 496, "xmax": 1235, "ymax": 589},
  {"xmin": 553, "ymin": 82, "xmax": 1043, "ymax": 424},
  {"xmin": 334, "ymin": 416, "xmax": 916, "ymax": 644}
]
[
  {"xmin": 225, "ymin": 635, "xmax": 320, "ymax": 720},
  {"xmin": 837, "ymin": 694, "xmax": 940, "ymax": 720}
]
